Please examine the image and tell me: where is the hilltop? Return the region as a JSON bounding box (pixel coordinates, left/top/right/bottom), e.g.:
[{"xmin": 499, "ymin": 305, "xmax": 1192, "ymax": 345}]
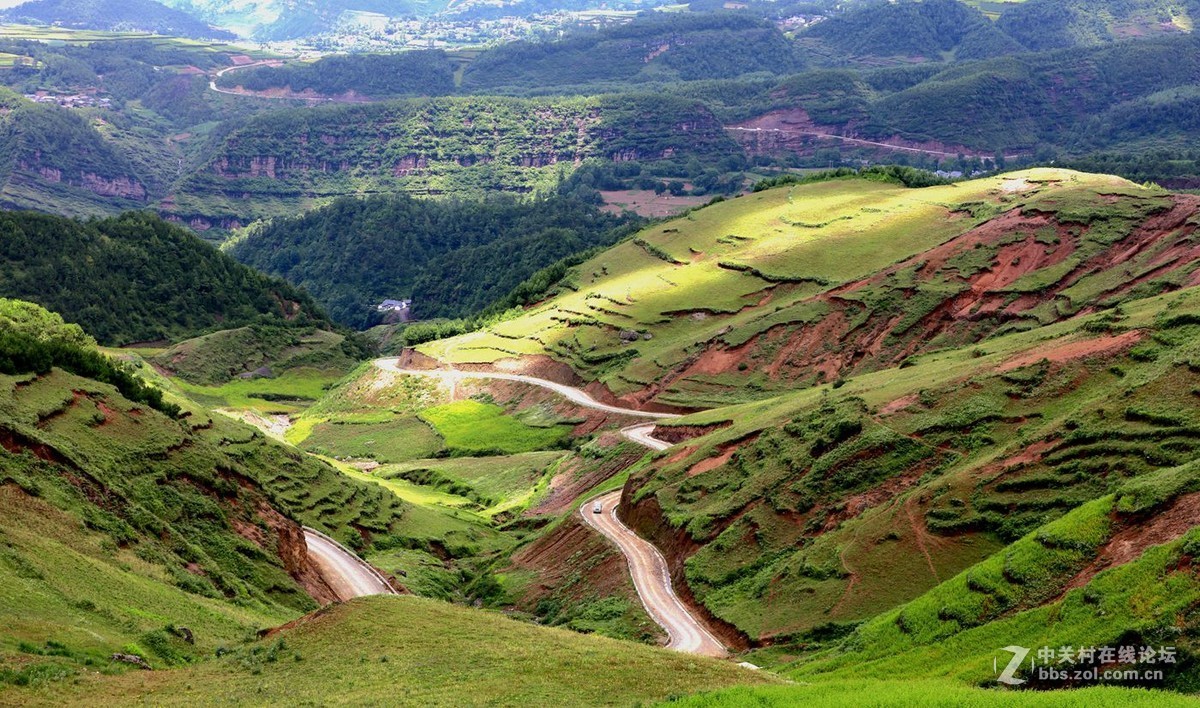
[
  {"xmin": 0, "ymin": 210, "xmax": 329, "ymax": 345},
  {"xmin": 426, "ymin": 169, "xmax": 1198, "ymax": 408},
  {"xmin": 36, "ymin": 596, "xmax": 773, "ymax": 705}
]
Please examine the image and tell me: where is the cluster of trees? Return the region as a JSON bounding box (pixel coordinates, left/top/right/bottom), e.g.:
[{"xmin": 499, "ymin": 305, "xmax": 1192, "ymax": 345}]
[
  {"xmin": 461, "ymin": 13, "xmax": 801, "ymax": 90},
  {"xmin": 216, "ymin": 51, "xmax": 457, "ymax": 99},
  {"xmin": 230, "ymin": 193, "xmax": 640, "ymax": 329},
  {"xmin": 800, "ymin": 0, "xmax": 1024, "ymax": 62},
  {"xmin": 752, "ymin": 165, "xmax": 950, "ymax": 192},
  {"xmin": 0, "ymin": 211, "xmax": 330, "ymax": 345},
  {"xmin": 0, "ymin": 298, "xmax": 179, "ymax": 416}
]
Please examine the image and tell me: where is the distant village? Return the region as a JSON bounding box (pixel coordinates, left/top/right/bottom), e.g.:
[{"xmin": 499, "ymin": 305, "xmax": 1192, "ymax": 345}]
[
  {"xmin": 23, "ymin": 91, "xmax": 111, "ymax": 109},
  {"xmin": 264, "ymin": 8, "xmax": 828, "ymax": 55}
]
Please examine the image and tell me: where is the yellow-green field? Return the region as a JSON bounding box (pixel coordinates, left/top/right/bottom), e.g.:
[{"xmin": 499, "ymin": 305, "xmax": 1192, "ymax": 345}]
[{"xmin": 27, "ymin": 596, "xmax": 775, "ymax": 706}]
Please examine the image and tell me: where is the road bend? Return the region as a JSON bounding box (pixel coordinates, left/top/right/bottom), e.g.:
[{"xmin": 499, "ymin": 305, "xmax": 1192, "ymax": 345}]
[
  {"xmin": 375, "ymin": 358, "xmax": 729, "ymax": 657},
  {"xmin": 303, "ymin": 527, "xmax": 396, "ymax": 600}
]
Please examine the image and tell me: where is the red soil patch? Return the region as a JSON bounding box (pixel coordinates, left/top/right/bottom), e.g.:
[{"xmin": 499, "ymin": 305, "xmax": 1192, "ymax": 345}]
[
  {"xmin": 687, "ymin": 448, "xmax": 735, "ymax": 477},
  {"xmin": 1058, "ymin": 491, "xmax": 1200, "ymax": 597},
  {"xmin": 687, "ymin": 340, "xmax": 755, "ymax": 376},
  {"xmin": 997, "ymin": 330, "xmax": 1144, "ymax": 373},
  {"xmin": 95, "ymin": 401, "xmax": 116, "ymax": 426},
  {"xmin": 665, "ymin": 446, "xmax": 696, "ymax": 465},
  {"xmin": 878, "ymin": 393, "xmax": 919, "ymax": 416}
]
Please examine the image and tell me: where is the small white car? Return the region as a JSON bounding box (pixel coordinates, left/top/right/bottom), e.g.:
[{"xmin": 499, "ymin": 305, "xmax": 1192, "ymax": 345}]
[{"xmin": 592, "ymin": 501, "xmax": 603, "ymax": 514}]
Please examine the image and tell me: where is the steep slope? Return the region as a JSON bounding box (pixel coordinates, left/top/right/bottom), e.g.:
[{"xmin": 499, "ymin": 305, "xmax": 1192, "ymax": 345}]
[
  {"xmin": 0, "ymin": 210, "xmax": 329, "ymax": 345},
  {"xmin": 426, "ymin": 169, "xmax": 1199, "ymax": 409},
  {"xmin": 0, "ymin": 300, "xmax": 404, "ymax": 683},
  {"xmin": 2, "ymin": 0, "xmax": 235, "ymax": 39},
  {"xmin": 0, "ymin": 103, "xmax": 150, "ymax": 215},
  {"xmin": 614, "ymin": 283, "xmax": 1200, "ymax": 647}
]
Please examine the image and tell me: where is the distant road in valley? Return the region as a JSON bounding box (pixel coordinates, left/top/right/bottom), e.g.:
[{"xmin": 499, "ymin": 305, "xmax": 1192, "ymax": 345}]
[
  {"xmin": 374, "ymin": 358, "xmax": 729, "ymax": 657},
  {"xmin": 726, "ymin": 125, "xmax": 1030, "ymax": 161},
  {"xmin": 304, "ymin": 527, "xmax": 396, "ymax": 600}
]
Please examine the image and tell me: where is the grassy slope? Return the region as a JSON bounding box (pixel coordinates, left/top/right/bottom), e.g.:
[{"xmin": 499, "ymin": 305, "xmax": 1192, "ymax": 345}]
[
  {"xmin": 621, "ymin": 283, "xmax": 1200, "ymax": 645},
  {"xmin": 45, "ymin": 596, "xmax": 774, "ymax": 707},
  {"xmin": 424, "ymin": 169, "xmax": 1184, "ymax": 407},
  {"xmin": 151, "ymin": 326, "xmax": 355, "ymax": 387}
]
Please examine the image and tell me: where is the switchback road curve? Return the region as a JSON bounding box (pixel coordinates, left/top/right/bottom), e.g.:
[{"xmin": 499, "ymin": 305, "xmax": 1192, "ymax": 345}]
[{"xmin": 373, "ymin": 358, "xmax": 729, "ymax": 657}]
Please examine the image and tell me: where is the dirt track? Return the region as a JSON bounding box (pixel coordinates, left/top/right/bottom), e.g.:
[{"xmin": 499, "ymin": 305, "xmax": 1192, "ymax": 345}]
[
  {"xmin": 373, "ymin": 357, "xmax": 729, "ymax": 656},
  {"xmin": 303, "ymin": 527, "xmax": 396, "ymax": 600}
]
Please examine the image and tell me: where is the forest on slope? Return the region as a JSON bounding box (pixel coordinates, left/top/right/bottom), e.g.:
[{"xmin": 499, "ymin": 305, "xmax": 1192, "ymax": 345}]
[
  {"xmin": 229, "ymin": 193, "xmax": 640, "ymax": 327},
  {"xmin": 0, "ymin": 210, "xmax": 328, "ymax": 344}
]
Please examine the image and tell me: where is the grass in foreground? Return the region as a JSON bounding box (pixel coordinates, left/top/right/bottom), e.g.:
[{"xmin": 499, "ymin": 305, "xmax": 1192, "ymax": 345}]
[
  {"xmin": 667, "ymin": 680, "xmax": 1197, "ymax": 707},
  {"xmin": 46, "ymin": 596, "xmax": 774, "ymax": 706}
]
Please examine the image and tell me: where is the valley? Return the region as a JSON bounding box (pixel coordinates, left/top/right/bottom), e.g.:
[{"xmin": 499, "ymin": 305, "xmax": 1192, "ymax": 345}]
[{"xmin": 3, "ymin": 0, "xmax": 1200, "ymax": 704}]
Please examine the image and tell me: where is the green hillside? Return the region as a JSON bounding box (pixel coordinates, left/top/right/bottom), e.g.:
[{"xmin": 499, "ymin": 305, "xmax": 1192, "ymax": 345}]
[
  {"xmin": 424, "ymin": 169, "xmax": 1196, "ymax": 408},
  {"xmin": 462, "ymin": 13, "xmax": 801, "ymax": 90},
  {"xmin": 172, "ymin": 93, "xmax": 738, "ymax": 227},
  {"xmin": 997, "ymin": 0, "xmax": 1200, "ymax": 51},
  {"xmin": 798, "ymin": 0, "xmax": 1025, "ymax": 62},
  {"xmin": 229, "ymin": 192, "xmax": 638, "ymax": 327},
  {"xmin": 2, "ymin": 0, "xmax": 236, "ymax": 40},
  {"xmin": 0, "ymin": 210, "xmax": 329, "ymax": 345},
  {"xmin": 35, "ymin": 595, "xmax": 772, "ymax": 705},
  {"xmin": 0, "ymin": 102, "xmax": 150, "ymax": 216},
  {"xmin": 0, "ymin": 299, "xmax": 404, "ymax": 687},
  {"xmin": 407, "ymin": 170, "xmax": 1200, "ymax": 686}
]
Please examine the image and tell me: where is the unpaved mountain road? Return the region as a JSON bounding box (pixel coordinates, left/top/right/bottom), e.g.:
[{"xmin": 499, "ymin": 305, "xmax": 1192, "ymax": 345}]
[
  {"xmin": 580, "ymin": 491, "xmax": 728, "ymax": 657},
  {"xmin": 304, "ymin": 527, "xmax": 396, "ymax": 600},
  {"xmin": 373, "ymin": 358, "xmax": 729, "ymax": 657},
  {"xmin": 373, "ymin": 359, "xmax": 679, "ymax": 420}
]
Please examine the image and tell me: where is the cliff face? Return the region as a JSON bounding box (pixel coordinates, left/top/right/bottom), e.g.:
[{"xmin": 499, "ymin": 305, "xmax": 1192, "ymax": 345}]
[{"xmin": 167, "ymin": 95, "xmax": 738, "ymax": 227}]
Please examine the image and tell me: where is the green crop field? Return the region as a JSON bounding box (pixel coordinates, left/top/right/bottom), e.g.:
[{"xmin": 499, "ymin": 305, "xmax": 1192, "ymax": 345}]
[{"xmin": 419, "ymin": 400, "xmax": 572, "ymax": 456}]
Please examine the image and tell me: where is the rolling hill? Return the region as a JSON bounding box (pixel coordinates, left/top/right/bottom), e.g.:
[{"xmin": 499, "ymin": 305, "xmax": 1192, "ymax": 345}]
[
  {"xmin": 0, "ymin": 210, "xmax": 329, "ymax": 345},
  {"xmin": 1, "ymin": 0, "xmax": 235, "ymax": 39},
  {"xmin": 423, "ymin": 169, "xmax": 1198, "ymax": 408},
  {"xmin": 0, "ymin": 299, "xmax": 403, "ymax": 683}
]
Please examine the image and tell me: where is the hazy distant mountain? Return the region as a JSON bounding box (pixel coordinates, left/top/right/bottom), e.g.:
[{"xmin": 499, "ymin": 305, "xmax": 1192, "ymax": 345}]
[
  {"xmin": 3, "ymin": 0, "xmax": 236, "ymax": 39},
  {"xmin": 159, "ymin": 0, "xmax": 437, "ymax": 40}
]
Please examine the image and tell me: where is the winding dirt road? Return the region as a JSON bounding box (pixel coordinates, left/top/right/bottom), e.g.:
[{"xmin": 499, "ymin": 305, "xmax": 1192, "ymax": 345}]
[
  {"xmin": 303, "ymin": 527, "xmax": 396, "ymax": 600},
  {"xmin": 580, "ymin": 491, "xmax": 727, "ymax": 657},
  {"xmin": 374, "ymin": 359, "xmax": 679, "ymax": 420},
  {"xmin": 373, "ymin": 358, "xmax": 729, "ymax": 656}
]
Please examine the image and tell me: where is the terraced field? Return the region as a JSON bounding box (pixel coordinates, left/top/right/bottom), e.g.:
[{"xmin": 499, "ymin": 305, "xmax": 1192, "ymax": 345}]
[{"xmin": 425, "ymin": 169, "xmax": 1198, "ymax": 410}]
